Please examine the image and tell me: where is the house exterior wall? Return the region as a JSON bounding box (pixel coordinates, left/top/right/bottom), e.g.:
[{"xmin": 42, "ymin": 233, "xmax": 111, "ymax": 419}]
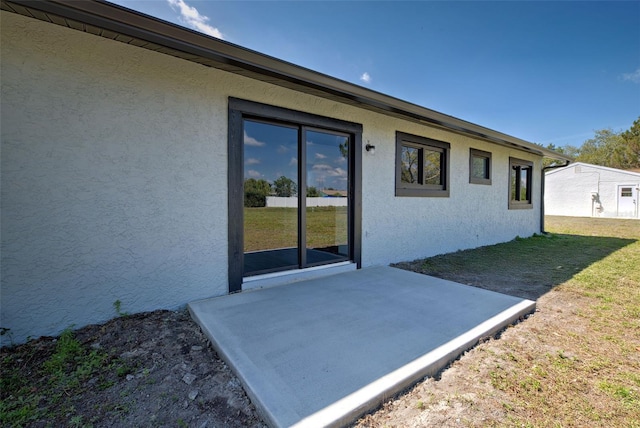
[
  {"xmin": 545, "ymin": 163, "xmax": 640, "ymax": 218},
  {"xmin": 1, "ymin": 12, "xmax": 542, "ymax": 344}
]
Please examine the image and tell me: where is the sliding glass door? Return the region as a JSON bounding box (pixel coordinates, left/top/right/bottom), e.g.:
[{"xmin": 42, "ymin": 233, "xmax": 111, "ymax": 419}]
[{"xmin": 242, "ymin": 120, "xmax": 350, "ymax": 277}]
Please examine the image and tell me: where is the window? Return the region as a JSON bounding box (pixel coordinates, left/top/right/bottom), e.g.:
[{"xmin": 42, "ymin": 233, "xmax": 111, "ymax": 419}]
[
  {"xmin": 509, "ymin": 157, "xmax": 533, "ymax": 209},
  {"xmin": 621, "ymin": 187, "xmax": 633, "ymax": 197},
  {"xmin": 395, "ymin": 131, "xmax": 450, "ymax": 197},
  {"xmin": 469, "ymin": 148, "xmax": 492, "ymax": 185}
]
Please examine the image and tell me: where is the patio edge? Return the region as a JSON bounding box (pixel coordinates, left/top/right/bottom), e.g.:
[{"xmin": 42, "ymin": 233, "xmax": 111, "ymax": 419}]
[
  {"xmin": 187, "ymin": 303, "xmax": 281, "ymax": 428},
  {"xmin": 290, "ymin": 298, "xmax": 536, "ymax": 428}
]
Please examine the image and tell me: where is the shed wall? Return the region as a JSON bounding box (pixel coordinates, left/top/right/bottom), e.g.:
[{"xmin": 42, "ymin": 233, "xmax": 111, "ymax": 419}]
[
  {"xmin": 1, "ymin": 12, "xmax": 542, "ymax": 344},
  {"xmin": 545, "ymin": 164, "xmax": 640, "ymax": 218}
]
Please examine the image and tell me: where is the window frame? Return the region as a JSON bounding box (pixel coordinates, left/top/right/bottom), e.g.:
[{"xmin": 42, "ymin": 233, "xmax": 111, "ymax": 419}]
[
  {"xmin": 469, "ymin": 148, "xmax": 492, "ymax": 185},
  {"xmin": 395, "ymin": 131, "xmax": 450, "ymax": 197},
  {"xmin": 508, "ymin": 157, "xmax": 533, "ymax": 209}
]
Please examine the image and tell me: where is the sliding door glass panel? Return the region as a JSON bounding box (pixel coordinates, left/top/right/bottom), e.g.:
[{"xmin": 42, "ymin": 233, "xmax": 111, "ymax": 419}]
[
  {"xmin": 243, "ymin": 120, "xmax": 299, "ymax": 275},
  {"xmin": 305, "ymin": 130, "xmax": 349, "ymax": 264}
]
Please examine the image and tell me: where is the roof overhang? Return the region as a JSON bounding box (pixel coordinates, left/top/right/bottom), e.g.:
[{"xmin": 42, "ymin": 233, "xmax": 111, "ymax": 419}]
[{"xmin": 2, "ymin": 0, "xmax": 572, "ymax": 162}]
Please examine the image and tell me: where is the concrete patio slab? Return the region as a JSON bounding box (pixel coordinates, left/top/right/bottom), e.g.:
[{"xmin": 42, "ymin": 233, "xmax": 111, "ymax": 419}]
[{"xmin": 188, "ymin": 266, "xmax": 535, "ymax": 428}]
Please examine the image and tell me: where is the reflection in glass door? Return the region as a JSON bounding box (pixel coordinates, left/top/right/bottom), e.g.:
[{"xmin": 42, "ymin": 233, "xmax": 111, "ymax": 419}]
[
  {"xmin": 242, "ymin": 121, "xmax": 350, "ymax": 276},
  {"xmin": 305, "ymin": 130, "xmax": 349, "ymax": 266},
  {"xmin": 243, "ymin": 120, "xmax": 299, "ymax": 275}
]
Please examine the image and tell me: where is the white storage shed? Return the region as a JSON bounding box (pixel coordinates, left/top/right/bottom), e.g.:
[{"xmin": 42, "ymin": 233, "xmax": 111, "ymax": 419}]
[{"xmin": 545, "ymin": 162, "xmax": 640, "ymax": 219}]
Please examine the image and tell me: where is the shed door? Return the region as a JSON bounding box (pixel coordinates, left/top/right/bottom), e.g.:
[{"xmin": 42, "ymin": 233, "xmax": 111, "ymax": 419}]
[{"xmin": 617, "ymin": 185, "xmax": 637, "ymax": 218}]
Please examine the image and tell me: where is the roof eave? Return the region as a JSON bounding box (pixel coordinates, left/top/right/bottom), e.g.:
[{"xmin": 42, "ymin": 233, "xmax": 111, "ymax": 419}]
[{"xmin": 1, "ymin": 0, "xmax": 573, "ymax": 162}]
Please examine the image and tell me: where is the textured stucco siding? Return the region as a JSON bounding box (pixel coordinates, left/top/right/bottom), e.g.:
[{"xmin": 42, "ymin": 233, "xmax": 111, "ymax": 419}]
[
  {"xmin": 1, "ymin": 12, "xmax": 230, "ymax": 344},
  {"xmin": 1, "ymin": 12, "xmax": 542, "ymax": 344},
  {"xmin": 360, "ymin": 121, "xmax": 541, "ymax": 267},
  {"xmin": 545, "ymin": 164, "xmax": 640, "ymax": 218}
]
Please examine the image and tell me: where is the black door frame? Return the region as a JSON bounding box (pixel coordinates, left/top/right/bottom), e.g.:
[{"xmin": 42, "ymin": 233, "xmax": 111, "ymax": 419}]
[{"xmin": 228, "ymin": 97, "xmax": 362, "ymax": 293}]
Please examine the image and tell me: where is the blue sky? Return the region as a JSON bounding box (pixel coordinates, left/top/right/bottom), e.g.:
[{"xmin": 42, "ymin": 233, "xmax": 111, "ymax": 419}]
[{"xmin": 111, "ymin": 0, "xmax": 639, "ymax": 149}]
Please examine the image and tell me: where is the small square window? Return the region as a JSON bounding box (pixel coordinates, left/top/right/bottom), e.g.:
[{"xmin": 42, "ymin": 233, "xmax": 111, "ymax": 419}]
[
  {"xmin": 469, "ymin": 148, "xmax": 492, "ymax": 185},
  {"xmin": 621, "ymin": 187, "xmax": 633, "ymax": 197},
  {"xmin": 509, "ymin": 157, "xmax": 533, "ymax": 209},
  {"xmin": 396, "ymin": 131, "xmax": 450, "ymax": 197}
]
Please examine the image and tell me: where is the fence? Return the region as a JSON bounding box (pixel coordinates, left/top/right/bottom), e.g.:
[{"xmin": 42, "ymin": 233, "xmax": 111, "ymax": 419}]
[{"xmin": 266, "ymin": 196, "xmax": 348, "ymax": 208}]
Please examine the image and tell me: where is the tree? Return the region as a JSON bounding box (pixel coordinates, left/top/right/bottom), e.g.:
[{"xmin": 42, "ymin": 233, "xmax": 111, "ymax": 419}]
[
  {"xmin": 306, "ymin": 186, "xmax": 321, "ymax": 197},
  {"xmin": 273, "ymin": 176, "xmax": 297, "ymax": 197},
  {"xmin": 619, "ymin": 117, "xmax": 640, "ymax": 169},
  {"xmin": 244, "ymin": 178, "xmax": 271, "ymax": 207},
  {"xmin": 542, "ymin": 144, "xmax": 579, "ymax": 168},
  {"xmin": 576, "ymin": 128, "xmax": 624, "ymax": 167},
  {"xmin": 400, "ymin": 147, "xmax": 418, "ymax": 183},
  {"xmin": 543, "ymin": 117, "xmax": 640, "ymax": 169},
  {"xmin": 338, "ymin": 141, "xmax": 348, "ymax": 158}
]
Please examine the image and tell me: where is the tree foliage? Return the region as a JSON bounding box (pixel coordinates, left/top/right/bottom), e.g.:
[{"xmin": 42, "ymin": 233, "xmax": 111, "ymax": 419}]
[
  {"xmin": 619, "ymin": 117, "xmax": 640, "ymax": 169},
  {"xmin": 273, "ymin": 176, "xmax": 297, "ymax": 197},
  {"xmin": 544, "ymin": 117, "xmax": 640, "ymax": 169},
  {"xmin": 306, "ymin": 186, "xmax": 321, "ymax": 197},
  {"xmin": 244, "ymin": 178, "xmax": 271, "ymax": 207},
  {"xmin": 338, "ymin": 141, "xmax": 348, "ymax": 159},
  {"xmin": 577, "ymin": 129, "xmax": 625, "ymax": 167},
  {"xmin": 400, "ymin": 147, "xmax": 418, "ymax": 183}
]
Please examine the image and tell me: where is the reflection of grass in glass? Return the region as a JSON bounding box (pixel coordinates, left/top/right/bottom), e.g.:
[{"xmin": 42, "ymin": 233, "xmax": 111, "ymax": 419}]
[
  {"xmin": 244, "ymin": 206, "xmax": 348, "ymax": 252},
  {"xmin": 306, "ymin": 206, "xmax": 348, "ymax": 249}
]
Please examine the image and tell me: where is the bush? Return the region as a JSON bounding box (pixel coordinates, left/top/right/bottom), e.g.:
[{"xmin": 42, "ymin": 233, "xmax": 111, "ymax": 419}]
[{"xmin": 244, "ymin": 190, "xmax": 266, "ymax": 207}]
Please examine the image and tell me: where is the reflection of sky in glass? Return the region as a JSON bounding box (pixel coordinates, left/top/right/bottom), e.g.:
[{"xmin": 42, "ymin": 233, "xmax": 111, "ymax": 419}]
[
  {"xmin": 243, "ymin": 121, "xmax": 349, "ymax": 191},
  {"xmin": 306, "ymin": 131, "xmax": 348, "ymax": 191},
  {"xmin": 244, "ymin": 120, "xmax": 297, "ymax": 183}
]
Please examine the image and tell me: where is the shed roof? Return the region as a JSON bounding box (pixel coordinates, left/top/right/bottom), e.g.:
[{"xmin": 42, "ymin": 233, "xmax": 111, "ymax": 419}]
[
  {"xmin": 1, "ymin": 0, "xmax": 572, "ymax": 161},
  {"xmin": 545, "ymin": 162, "xmax": 640, "ymax": 177}
]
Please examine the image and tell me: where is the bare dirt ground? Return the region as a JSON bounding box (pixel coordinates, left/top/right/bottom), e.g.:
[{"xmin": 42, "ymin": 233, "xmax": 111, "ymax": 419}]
[{"xmin": 1, "ymin": 309, "xmax": 266, "ymax": 428}]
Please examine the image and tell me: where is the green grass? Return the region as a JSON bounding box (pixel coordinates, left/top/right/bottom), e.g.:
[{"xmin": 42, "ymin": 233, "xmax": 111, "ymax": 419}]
[
  {"xmin": 396, "ymin": 233, "xmax": 637, "ymax": 301},
  {"xmin": 545, "ymin": 215, "xmax": 640, "ymax": 238},
  {"xmin": 244, "ymin": 206, "xmax": 348, "ymax": 252}
]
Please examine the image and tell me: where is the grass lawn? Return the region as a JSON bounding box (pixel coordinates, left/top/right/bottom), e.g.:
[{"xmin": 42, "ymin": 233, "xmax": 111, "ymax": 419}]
[
  {"xmin": 495, "ymin": 216, "xmax": 640, "ymax": 426},
  {"xmin": 244, "ymin": 206, "xmax": 347, "ymax": 252},
  {"xmin": 360, "ymin": 216, "xmax": 640, "ymax": 427}
]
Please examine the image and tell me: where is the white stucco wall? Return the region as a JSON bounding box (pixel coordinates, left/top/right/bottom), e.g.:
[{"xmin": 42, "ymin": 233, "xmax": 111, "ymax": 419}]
[
  {"xmin": 1, "ymin": 12, "xmax": 543, "ymax": 344},
  {"xmin": 360, "ymin": 121, "xmax": 541, "ymax": 267},
  {"xmin": 1, "ymin": 13, "xmax": 230, "ymax": 344},
  {"xmin": 545, "ymin": 163, "xmax": 640, "ymax": 218}
]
